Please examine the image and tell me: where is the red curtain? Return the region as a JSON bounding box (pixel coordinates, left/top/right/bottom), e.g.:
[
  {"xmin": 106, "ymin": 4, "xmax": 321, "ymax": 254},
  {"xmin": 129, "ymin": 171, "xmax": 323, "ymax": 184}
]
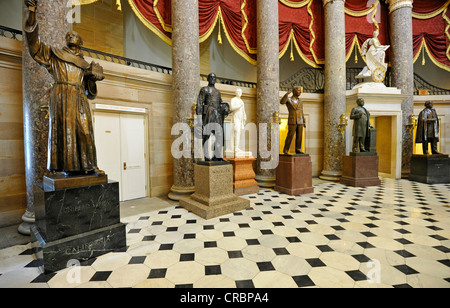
[
  {"xmin": 344, "ymin": 0, "xmax": 390, "ymax": 64},
  {"xmin": 412, "ymin": 0, "xmax": 450, "ymax": 71},
  {"xmin": 127, "ymin": 0, "xmax": 450, "ymax": 71}
]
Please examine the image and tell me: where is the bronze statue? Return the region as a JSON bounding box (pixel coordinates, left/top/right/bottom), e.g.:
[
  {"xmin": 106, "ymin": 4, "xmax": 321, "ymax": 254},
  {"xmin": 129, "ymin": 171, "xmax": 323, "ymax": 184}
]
[
  {"xmin": 25, "ymin": 0, "xmax": 104, "ymax": 176},
  {"xmin": 280, "ymin": 86, "xmax": 306, "ymax": 155},
  {"xmin": 350, "ymin": 98, "xmax": 372, "ymax": 153},
  {"xmin": 196, "ymin": 73, "xmax": 230, "ymax": 161},
  {"xmin": 416, "ymin": 101, "xmax": 441, "ymax": 155}
]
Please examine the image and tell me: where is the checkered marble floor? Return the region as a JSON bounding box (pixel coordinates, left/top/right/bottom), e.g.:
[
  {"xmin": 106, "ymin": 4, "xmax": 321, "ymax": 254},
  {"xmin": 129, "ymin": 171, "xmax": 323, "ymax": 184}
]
[{"xmin": 1, "ymin": 178, "xmax": 449, "ymax": 288}]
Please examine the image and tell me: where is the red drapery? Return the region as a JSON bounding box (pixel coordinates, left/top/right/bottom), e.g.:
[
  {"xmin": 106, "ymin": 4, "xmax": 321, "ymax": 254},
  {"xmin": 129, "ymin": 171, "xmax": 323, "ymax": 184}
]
[
  {"xmin": 126, "ymin": 0, "xmax": 450, "ymax": 71},
  {"xmin": 412, "ymin": 0, "xmax": 450, "ymax": 71}
]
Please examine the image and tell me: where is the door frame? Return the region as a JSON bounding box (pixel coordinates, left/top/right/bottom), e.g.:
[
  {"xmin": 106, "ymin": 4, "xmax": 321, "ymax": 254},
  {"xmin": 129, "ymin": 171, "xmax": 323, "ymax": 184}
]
[{"xmin": 93, "ymin": 104, "xmax": 150, "ymax": 199}]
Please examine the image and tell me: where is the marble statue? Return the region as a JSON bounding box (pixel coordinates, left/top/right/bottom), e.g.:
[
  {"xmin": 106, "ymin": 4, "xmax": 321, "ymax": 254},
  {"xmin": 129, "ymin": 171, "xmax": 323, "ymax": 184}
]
[
  {"xmin": 350, "ymin": 98, "xmax": 373, "ymax": 153},
  {"xmin": 227, "ymin": 88, "xmax": 250, "ymax": 157},
  {"xmin": 416, "ymin": 101, "xmax": 441, "ymax": 155},
  {"xmin": 280, "ymin": 86, "xmax": 306, "ymax": 155},
  {"xmin": 356, "ymin": 29, "xmax": 390, "ymax": 84},
  {"xmin": 196, "ymin": 73, "xmax": 231, "ymax": 161},
  {"xmin": 24, "ymin": 0, "xmax": 104, "ymax": 176}
]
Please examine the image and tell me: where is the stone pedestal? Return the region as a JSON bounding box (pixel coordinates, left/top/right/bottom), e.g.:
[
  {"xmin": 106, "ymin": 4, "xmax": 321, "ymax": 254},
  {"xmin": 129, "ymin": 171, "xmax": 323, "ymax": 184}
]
[
  {"xmin": 31, "ymin": 181, "xmax": 126, "ymax": 273},
  {"xmin": 341, "ymin": 153, "xmax": 381, "ymax": 187},
  {"xmin": 227, "ymin": 157, "xmax": 259, "ymax": 196},
  {"xmin": 408, "ymin": 154, "xmax": 450, "ymax": 184},
  {"xmin": 275, "ymin": 155, "xmax": 314, "ymax": 196},
  {"xmin": 180, "ymin": 162, "xmax": 250, "ymax": 220}
]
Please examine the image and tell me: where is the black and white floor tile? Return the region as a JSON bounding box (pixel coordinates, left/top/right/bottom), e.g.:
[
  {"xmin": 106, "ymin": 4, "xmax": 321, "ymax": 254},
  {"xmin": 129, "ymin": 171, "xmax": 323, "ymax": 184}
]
[{"xmin": 0, "ymin": 178, "xmax": 449, "ymax": 288}]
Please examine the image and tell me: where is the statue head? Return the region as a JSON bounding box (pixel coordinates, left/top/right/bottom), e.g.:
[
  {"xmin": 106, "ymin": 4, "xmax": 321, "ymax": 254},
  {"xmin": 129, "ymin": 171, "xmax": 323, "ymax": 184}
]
[
  {"xmin": 373, "ymin": 29, "xmax": 379, "ymax": 38},
  {"xmin": 66, "ymin": 31, "xmax": 83, "ymax": 48},
  {"xmin": 207, "ymin": 73, "xmax": 217, "ymax": 86},
  {"xmin": 235, "ymin": 88, "xmax": 242, "ymax": 98},
  {"xmin": 425, "ymin": 101, "xmax": 433, "ymax": 109},
  {"xmin": 357, "ymin": 98, "xmax": 365, "ymax": 106},
  {"xmin": 292, "ymin": 85, "xmax": 303, "ymax": 97}
]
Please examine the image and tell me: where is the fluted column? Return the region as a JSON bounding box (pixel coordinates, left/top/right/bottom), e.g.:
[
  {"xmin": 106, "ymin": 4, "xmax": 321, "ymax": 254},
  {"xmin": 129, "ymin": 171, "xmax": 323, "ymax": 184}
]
[
  {"xmin": 255, "ymin": 0, "xmax": 280, "ymax": 188},
  {"xmin": 387, "ymin": 0, "xmax": 414, "ymax": 178},
  {"xmin": 20, "ymin": 1, "xmax": 70, "ymax": 235},
  {"xmin": 319, "ymin": 0, "xmax": 347, "ymax": 181},
  {"xmin": 168, "ymin": 0, "xmax": 200, "ymax": 200}
]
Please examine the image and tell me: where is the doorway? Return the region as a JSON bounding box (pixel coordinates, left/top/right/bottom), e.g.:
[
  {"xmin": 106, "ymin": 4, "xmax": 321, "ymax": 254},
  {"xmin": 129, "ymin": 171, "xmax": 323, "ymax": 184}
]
[{"xmin": 93, "ymin": 111, "xmax": 148, "ymax": 202}]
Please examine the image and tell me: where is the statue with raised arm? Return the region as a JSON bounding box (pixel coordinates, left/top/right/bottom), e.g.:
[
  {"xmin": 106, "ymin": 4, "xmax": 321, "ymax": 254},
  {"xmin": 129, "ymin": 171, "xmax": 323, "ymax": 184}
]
[
  {"xmin": 280, "ymin": 86, "xmax": 306, "ymax": 155},
  {"xmin": 196, "ymin": 73, "xmax": 230, "ymax": 161},
  {"xmin": 356, "ymin": 29, "xmax": 390, "ymax": 84},
  {"xmin": 24, "ymin": 0, "xmax": 104, "ymax": 176}
]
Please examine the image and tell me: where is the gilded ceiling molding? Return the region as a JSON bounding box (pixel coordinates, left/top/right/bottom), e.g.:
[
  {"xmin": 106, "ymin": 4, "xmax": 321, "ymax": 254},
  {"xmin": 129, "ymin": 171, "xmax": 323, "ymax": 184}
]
[
  {"xmin": 386, "ymin": 0, "xmax": 413, "ymax": 14},
  {"xmin": 323, "ymin": 0, "xmax": 345, "ymax": 8}
]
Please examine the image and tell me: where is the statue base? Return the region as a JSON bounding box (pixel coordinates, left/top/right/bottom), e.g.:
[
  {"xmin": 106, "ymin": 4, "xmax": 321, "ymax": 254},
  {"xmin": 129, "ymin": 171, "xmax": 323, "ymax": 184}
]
[
  {"xmin": 43, "ymin": 173, "xmax": 108, "ymax": 190},
  {"xmin": 408, "ymin": 154, "xmax": 450, "ymax": 184},
  {"xmin": 275, "ymin": 154, "xmax": 314, "ymax": 195},
  {"xmin": 180, "ymin": 162, "xmax": 250, "ymax": 220},
  {"xmin": 31, "ymin": 180, "xmax": 126, "ymax": 274},
  {"xmin": 226, "ymin": 157, "xmax": 259, "ymax": 196},
  {"xmin": 341, "ymin": 154, "xmax": 381, "ymax": 187}
]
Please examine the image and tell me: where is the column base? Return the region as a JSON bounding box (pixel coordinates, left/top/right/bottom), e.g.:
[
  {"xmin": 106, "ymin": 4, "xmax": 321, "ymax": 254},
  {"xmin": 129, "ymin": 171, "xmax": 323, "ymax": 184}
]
[
  {"xmin": 319, "ymin": 170, "xmax": 342, "ymax": 182},
  {"xmin": 168, "ymin": 185, "xmax": 195, "ymax": 201},
  {"xmin": 18, "ymin": 210, "xmax": 35, "ymax": 236},
  {"xmin": 255, "ymin": 174, "xmax": 276, "ymax": 188}
]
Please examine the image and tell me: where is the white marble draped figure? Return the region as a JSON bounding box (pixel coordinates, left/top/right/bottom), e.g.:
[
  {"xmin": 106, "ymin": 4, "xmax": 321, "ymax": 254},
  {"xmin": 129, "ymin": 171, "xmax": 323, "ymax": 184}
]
[
  {"xmin": 356, "ymin": 29, "xmax": 390, "ymax": 83},
  {"xmin": 226, "ymin": 88, "xmax": 250, "ymax": 157}
]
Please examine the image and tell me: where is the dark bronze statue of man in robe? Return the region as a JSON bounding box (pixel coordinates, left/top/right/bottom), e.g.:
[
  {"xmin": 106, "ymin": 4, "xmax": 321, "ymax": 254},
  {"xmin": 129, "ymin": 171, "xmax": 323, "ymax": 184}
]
[
  {"xmin": 416, "ymin": 101, "xmax": 441, "ymax": 155},
  {"xmin": 25, "ymin": 0, "xmax": 104, "ymax": 176},
  {"xmin": 196, "ymin": 73, "xmax": 230, "ymax": 161}
]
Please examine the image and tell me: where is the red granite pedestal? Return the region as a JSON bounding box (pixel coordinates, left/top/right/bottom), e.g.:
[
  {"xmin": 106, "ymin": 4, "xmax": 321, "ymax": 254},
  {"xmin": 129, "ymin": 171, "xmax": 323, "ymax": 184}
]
[
  {"xmin": 275, "ymin": 154, "xmax": 314, "ymax": 195},
  {"xmin": 341, "ymin": 153, "xmax": 381, "ymax": 187},
  {"xmin": 227, "ymin": 157, "xmax": 259, "ymax": 196}
]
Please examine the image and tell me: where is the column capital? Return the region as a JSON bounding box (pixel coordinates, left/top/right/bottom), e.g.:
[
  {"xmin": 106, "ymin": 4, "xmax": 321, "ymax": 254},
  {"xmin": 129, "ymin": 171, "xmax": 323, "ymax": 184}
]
[
  {"xmin": 386, "ymin": 0, "xmax": 413, "ymax": 14},
  {"xmin": 323, "ymin": 0, "xmax": 345, "ymax": 8}
]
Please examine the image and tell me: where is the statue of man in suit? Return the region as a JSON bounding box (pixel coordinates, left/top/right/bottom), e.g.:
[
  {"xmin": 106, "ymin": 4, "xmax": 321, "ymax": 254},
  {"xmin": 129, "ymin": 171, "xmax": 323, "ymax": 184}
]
[
  {"xmin": 280, "ymin": 86, "xmax": 306, "ymax": 155},
  {"xmin": 350, "ymin": 98, "xmax": 372, "ymax": 153}
]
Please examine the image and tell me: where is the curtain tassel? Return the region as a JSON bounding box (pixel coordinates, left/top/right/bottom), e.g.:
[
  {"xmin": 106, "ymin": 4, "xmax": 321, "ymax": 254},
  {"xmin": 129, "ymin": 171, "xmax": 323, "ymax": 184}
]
[
  {"xmin": 354, "ymin": 44, "xmax": 358, "ymax": 64},
  {"xmin": 217, "ymin": 19, "xmax": 223, "ymax": 45},
  {"xmin": 422, "ymin": 46, "xmax": 426, "ymax": 66},
  {"xmin": 290, "ymin": 37, "xmax": 295, "ymax": 62},
  {"xmin": 116, "ymin": 0, "xmax": 122, "ymax": 11}
]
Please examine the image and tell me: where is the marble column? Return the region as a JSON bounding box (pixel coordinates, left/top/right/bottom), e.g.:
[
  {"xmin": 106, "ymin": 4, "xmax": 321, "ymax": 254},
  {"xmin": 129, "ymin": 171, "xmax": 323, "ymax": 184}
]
[
  {"xmin": 387, "ymin": 0, "xmax": 414, "ymax": 178},
  {"xmin": 255, "ymin": 0, "xmax": 280, "ymax": 188},
  {"xmin": 168, "ymin": 0, "xmax": 200, "ymax": 201},
  {"xmin": 319, "ymin": 0, "xmax": 347, "ymax": 181},
  {"xmin": 20, "ymin": 1, "xmax": 70, "ymax": 235}
]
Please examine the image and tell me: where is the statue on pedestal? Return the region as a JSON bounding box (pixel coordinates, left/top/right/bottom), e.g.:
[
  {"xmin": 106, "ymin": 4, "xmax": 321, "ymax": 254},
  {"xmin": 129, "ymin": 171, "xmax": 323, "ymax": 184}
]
[
  {"xmin": 24, "ymin": 0, "xmax": 104, "ymax": 177},
  {"xmin": 226, "ymin": 88, "xmax": 251, "ymax": 157},
  {"xmin": 356, "ymin": 29, "xmax": 390, "ymax": 84},
  {"xmin": 196, "ymin": 73, "xmax": 230, "ymax": 161},
  {"xmin": 280, "ymin": 86, "xmax": 306, "ymax": 155},
  {"xmin": 416, "ymin": 101, "xmax": 441, "ymax": 155},
  {"xmin": 350, "ymin": 98, "xmax": 373, "ymax": 153}
]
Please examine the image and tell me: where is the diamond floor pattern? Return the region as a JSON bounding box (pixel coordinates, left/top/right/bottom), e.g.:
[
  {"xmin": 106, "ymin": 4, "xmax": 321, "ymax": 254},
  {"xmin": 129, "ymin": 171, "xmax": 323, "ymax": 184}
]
[{"xmin": 0, "ymin": 178, "xmax": 449, "ymax": 288}]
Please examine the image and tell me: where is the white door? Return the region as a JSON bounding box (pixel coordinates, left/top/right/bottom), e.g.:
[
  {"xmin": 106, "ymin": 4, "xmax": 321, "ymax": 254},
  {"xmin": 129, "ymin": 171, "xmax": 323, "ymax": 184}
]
[
  {"xmin": 94, "ymin": 112, "xmax": 147, "ymax": 201},
  {"xmin": 120, "ymin": 114, "xmax": 146, "ymax": 201}
]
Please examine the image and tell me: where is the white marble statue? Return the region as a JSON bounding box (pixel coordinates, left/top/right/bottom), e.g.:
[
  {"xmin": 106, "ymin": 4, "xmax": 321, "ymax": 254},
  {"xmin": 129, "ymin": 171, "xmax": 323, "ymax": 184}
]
[
  {"xmin": 356, "ymin": 29, "xmax": 390, "ymax": 85},
  {"xmin": 226, "ymin": 88, "xmax": 251, "ymax": 157}
]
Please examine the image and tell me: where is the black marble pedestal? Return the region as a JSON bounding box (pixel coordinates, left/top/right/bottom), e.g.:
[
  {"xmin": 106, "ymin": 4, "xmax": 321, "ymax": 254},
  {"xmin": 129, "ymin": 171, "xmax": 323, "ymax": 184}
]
[
  {"xmin": 408, "ymin": 154, "xmax": 450, "ymax": 184},
  {"xmin": 31, "ymin": 181, "xmax": 126, "ymax": 274}
]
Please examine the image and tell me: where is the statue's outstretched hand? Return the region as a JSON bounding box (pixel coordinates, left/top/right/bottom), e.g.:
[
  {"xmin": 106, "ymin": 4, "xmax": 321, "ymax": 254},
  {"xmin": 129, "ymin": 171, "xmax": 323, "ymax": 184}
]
[{"xmin": 25, "ymin": 0, "xmax": 37, "ymax": 10}]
